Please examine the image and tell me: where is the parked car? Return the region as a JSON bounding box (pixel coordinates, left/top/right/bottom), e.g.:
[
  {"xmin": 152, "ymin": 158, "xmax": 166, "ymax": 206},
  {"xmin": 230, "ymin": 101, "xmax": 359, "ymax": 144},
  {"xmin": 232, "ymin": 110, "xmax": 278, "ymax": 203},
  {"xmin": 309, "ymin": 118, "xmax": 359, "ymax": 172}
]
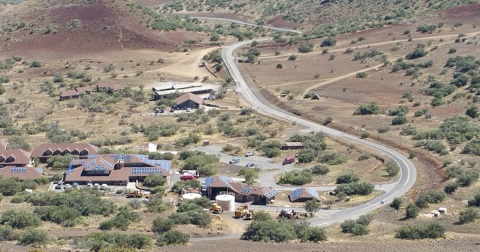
[
  {"xmin": 245, "ymin": 151, "xmax": 254, "ymax": 157},
  {"xmin": 100, "ymin": 184, "xmax": 108, "ymax": 190},
  {"xmin": 246, "ymin": 162, "xmax": 255, "ymax": 168},
  {"xmin": 282, "ymin": 157, "xmax": 295, "ymax": 165},
  {"xmin": 180, "ymin": 173, "xmax": 196, "ymax": 181},
  {"xmin": 186, "ymin": 108, "xmax": 191, "ymax": 113},
  {"xmin": 169, "ymin": 108, "xmax": 175, "ymax": 113},
  {"xmin": 55, "ymin": 184, "xmax": 63, "ymax": 190},
  {"xmin": 64, "ymin": 184, "xmax": 72, "ymax": 189},
  {"xmin": 86, "ymin": 183, "xmax": 93, "ymax": 188},
  {"xmin": 94, "ymin": 183, "xmax": 100, "ymax": 189},
  {"xmin": 229, "ymin": 158, "xmax": 240, "ymax": 164},
  {"xmin": 160, "ymin": 109, "xmax": 164, "ymax": 113}
]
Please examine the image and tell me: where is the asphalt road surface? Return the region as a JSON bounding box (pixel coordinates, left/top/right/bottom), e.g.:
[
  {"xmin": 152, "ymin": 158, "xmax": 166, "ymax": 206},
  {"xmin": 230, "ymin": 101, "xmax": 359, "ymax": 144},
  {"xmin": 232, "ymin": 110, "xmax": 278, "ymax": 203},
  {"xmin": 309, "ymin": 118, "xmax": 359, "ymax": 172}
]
[{"xmin": 221, "ymin": 39, "xmax": 417, "ymax": 227}]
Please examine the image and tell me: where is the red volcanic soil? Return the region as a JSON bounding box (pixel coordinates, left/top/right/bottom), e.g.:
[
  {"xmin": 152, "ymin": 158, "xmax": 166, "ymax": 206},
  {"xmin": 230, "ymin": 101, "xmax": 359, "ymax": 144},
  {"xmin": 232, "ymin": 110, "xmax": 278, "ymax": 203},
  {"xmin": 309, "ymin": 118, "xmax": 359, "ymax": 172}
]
[
  {"xmin": 440, "ymin": 2, "xmax": 480, "ymax": 18},
  {"xmin": 265, "ymin": 15, "xmax": 301, "ymax": 30},
  {"xmin": 2, "ymin": 1, "xmax": 206, "ymax": 58},
  {"xmin": 136, "ymin": 0, "xmax": 176, "ymax": 5}
]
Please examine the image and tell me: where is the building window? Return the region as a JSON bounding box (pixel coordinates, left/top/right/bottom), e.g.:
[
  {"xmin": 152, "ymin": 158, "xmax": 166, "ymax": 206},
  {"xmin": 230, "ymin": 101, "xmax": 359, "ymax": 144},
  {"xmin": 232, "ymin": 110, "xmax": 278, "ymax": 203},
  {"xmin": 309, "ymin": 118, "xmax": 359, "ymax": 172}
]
[
  {"xmin": 80, "ymin": 150, "xmax": 88, "ymax": 156},
  {"xmin": 6, "ymin": 157, "xmax": 14, "ymax": 162},
  {"xmin": 72, "ymin": 150, "xmax": 79, "ymax": 155},
  {"xmin": 0, "ymin": 157, "xmax": 4, "ymax": 162},
  {"xmin": 63, "ymin": 150, "xmax": 71, "ymax": 155},
  {"xmin": 53, "ymin": 150, "xmax": 61, "ymax": 156},
  {"xmin": 43, "ymin": 150, "xmax": 52, "ymax": 156}
]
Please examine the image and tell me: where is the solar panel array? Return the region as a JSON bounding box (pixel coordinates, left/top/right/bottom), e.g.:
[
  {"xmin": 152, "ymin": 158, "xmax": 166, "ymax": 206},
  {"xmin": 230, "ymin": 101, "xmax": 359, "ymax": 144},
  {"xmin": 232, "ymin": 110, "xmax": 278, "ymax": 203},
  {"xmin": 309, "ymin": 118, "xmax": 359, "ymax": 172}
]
[
  {"xmin": 36, "ymin": 168, "xmax": 43, "ymax": 174},
  {"xmin": 133, "ymin": 155, "xmax": 171, "ymax": 171},
  {"xmin": 307, "ymin": 188, "xmax": 319, "ymax": 199},
  {"xmin": 92, "ymin": 165, "xmax": 107, "ymax": 171},
  {"xmin": 265, "ymin": 189, "xmax": 278, "ymax": 199},
  {"xmin": 112, "ymin": 155, "xmax": 132, "ymax": 162},
  {"xmin": 88, "ymin": 154, "xmax": 99, "ymax": 159},
  {"xmin": 83, "ymin": 160, "xmax": 95, "ymax": 169},
  {"xmin": 103, "ymin": 160, "xmax": 114, "ymax": 168},
  {"xmin": 291, "ymin": 188, "xmax": 303, "ymax": 200},
  {"xmin": 10, "ymin": 168, "xmax": 27, "ymax": 173},
  {"xmin": 131, "ymin": 167, "xmax": 165, "ymax": 174},
  {"xmin": 66, "ymin": 169, "xmax": 75, "ymax": 175},
  {"xmin": 204, "ymin": 176, "xmax": 215, "ymax": 188},
  {"xmin": 241, "ymin": 187, "xmax": 251, "ymax": 194},
  {"xmin": 220, "ymin": 176, "xmax": 233, "ymax": 188}
]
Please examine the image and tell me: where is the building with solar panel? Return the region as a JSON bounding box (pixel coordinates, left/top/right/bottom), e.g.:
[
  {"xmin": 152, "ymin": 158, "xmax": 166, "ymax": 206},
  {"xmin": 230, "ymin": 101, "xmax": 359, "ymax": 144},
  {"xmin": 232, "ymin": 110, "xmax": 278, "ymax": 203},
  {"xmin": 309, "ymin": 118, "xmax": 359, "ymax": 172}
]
[
  {"xmin": 64, "ymin": 154, "xmax": 171, "ymax": 186},
  {"xmin": 289, "ymin": 188, "xmax": 321, "ymax": 202},
  {"xmin": 0, "ymin": 167, "xmax": 43, "ymax": 181},
  {"xmin": 204, "ymin": 175, "xmax": 278, "ymax": 205}
]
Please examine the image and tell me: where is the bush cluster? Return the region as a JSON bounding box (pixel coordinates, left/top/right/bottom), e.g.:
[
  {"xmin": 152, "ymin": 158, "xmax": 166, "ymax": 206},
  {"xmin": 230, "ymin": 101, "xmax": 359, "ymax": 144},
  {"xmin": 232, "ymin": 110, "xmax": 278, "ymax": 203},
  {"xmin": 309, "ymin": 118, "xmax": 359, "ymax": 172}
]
[
  {"xmin": 242, "ymin": 213, "xmax": 327, "ymax": 243},
  {"xmin": 340, "ymin": 214, "xmax": 373, "ymax": 236},
  {"xmin": 395, "ymin": 222, "xmax": 445, "ymax": 240}
]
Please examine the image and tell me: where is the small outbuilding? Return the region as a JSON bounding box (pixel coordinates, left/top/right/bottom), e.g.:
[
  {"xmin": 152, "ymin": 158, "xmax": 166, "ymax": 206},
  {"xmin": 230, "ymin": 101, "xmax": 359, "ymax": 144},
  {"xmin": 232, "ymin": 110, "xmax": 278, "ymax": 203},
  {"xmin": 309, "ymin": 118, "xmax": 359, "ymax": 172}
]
[
  {"xmin": 289, "ymin": 188, "xmax": 320, "ymax": 202},
  {"xmin": 174, "ymin": 93, "xmax": 203, "ymax": 110},
  {"xmin": 282, "ymin": 142, "xmax": 304, "ymax": 150},
  {"xmin": 311, "ymin": 94, "xmax": 320, "ymax": 100}
]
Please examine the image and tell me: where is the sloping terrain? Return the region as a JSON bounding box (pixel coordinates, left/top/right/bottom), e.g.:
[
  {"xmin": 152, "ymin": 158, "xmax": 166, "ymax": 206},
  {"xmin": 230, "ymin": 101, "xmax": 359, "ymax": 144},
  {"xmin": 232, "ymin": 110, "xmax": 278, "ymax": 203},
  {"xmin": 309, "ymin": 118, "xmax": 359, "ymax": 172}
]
[
  {"xmin": 0, "ymin": 0, "xmax": 206, "ymax": 58},
  {"xmin": 160, "ymin": 0, "xmax": 480, "ymax": 33}
]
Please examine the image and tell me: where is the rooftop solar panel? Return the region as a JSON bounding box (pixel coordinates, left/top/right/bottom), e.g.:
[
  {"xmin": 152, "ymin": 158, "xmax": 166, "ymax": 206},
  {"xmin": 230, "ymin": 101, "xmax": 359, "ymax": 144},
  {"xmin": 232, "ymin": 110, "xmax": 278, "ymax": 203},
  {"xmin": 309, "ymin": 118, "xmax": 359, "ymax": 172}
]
[
  {"xmin": 307, "ymin": 189, "xmax": 319, "ymax": 199},
  {"xmin": 241, "ymin": 187, "xmax": 251, "ymax": 194},
  {"xmin": 204, "ymin": 177, "xmax": 215, "ymax": 188},
  {"xmin": 291, "ymin": 188, "xmax": 303, "ymax": 200},
  {"xmin": 265, "ymin": 189, "xmax": 278, "ymax": 199}
]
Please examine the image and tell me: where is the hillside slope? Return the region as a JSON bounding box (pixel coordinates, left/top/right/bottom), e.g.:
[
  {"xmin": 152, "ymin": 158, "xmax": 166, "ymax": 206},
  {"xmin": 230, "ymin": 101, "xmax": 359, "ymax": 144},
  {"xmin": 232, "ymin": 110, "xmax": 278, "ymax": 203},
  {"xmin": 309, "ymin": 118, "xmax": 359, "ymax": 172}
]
[
  {"xmin": 0, "ymin": 0, "xmax": 206, "ymax": 58},
  {"xmin": 160, "ymin": 0, "xmax": 479, "ymax": 34}
]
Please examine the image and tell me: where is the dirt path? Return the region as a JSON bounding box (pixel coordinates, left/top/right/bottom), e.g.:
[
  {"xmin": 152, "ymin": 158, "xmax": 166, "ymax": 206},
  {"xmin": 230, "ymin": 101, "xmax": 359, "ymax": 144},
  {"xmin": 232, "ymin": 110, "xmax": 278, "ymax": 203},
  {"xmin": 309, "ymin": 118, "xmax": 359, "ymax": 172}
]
[
  {"xmin": 260, "ymin": 31, "xmax": 480, "ymax": 62},
  {"xmin": 106, "ymin": 1, "xmax": 125, "ymax": 50},
  {"xmin": 302, "ymin": 63, "xmax": 384, "ymax": 96}
]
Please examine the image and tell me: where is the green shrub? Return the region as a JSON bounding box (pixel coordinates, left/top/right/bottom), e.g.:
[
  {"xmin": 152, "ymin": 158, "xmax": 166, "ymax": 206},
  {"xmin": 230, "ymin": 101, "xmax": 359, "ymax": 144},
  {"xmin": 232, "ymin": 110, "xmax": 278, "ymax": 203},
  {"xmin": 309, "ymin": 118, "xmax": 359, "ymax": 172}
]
[
  {"xmin": 34, "ymin": 206, "xmax": 81, "ymax": 227},
  {"xmin": 0, "ymin": 177, "xmax": 22, "ymax": 196},
  {"xmin": 0, "ymin": 225, "xmax": 18, "ymax": 241},
  {"xmin": 77, "ymin": 232, "xmax": 152, "ymax": 251},
  {"xmin": 99, "ymin": 206, "xmax": 140, "ymax": 230},
  {"xmin": 280, "ymin": 170, "xmax": 312, "ymax": 185},
  {"xmin": 406, "ymin": 48, "xmax": 427, "ymax": 59},
  {"xmin": 0, "ymin": 210, "xmax": 41, "ymax": 229},
  {"xmin": 395, "ymin": 222, "xmax": 445, "ymax": 240},
  {"xmin": 392, "ymin": 115, "xmax": 407, "ymax": 125},
  {"xmin": 321, "ymin": 37, "xmax": 336, "ymax": 47},
  {"xmin": 297, "ymin": 149, "xmax": 315, "ymax": 163},
  {"xmin": 385, "ymin": 161, "xmax": 400, "ymax": 177},
  {"xmin": 336, "ymin": 174, "xmax": 359, "ymax": 184},
  {"xmin": 390, "ymin": 197, "xmax": 402, "ymax": 210},
  {"xmin": 146, "ymin": 198, "xmax": 173, "ymax": 213},
  {"xmin": 310, "ymin": 165, "xmax": 330, "ymax": 175},
  {"xmin": 466, "ymin": 105, "xmax": 479, "ymax": 118},
  {"xmin": 458, "ymin": 208, "xmax": 480, "ymax": 224},
  {"xmin": 468, "ymin": 193, "xmax": 480, "ymax": 207},
  {"xmin": 378, "ymin": 126, "xmax": 389, "ymax": 133},
  {"xmin": 19, "ymin": 228, "xmax": 52, "ymax": 245},
  {"xmin": 341, "ymin": 214, "xmax": 372, "ymax": 236},
  {"xmin": 169, "ymin": 209, "xmax": 211, "ymax": 227},
  {"xmin": 405, "ymin": 203, "xmax": 419, "ymax": 219},
  {"xmin": 356, "ymin": 72, "xmax": 368, "ymax": 78},
  {"xmin": 242, "ymin": 219, "xmax": 297, "ymax": 242},
  {"xmin": 354, "ymin": 102, "xmax": 380, "ymax": 115},
  {"xmin": 157, "ymin": 230, "xmax": 190, "ymax": 246},
  {"xmin": 152, "ymin": 217, "xmax": 175, "ymax": 234},
  {"xmin": 444, "ymin": 182, "xmax": 458, "ymax": 194},
  {"xmin": 320, "ymin": 153, "xmax": 347, "ymax": 165},
  {"xmin": 335, "ymin": 182, "xmax": 374, "ymax": 196}
]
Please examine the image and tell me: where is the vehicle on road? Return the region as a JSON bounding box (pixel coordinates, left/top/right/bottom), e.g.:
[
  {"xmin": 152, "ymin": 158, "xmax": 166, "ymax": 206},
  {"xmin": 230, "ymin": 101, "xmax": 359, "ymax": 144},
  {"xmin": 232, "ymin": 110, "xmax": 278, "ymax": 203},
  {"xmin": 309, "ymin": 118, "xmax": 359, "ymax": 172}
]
[
  {"xmin": 229, "ymin": 158, "xmax": 240, "ymax": 164},
  {"xmin": 245, "ymin": 151, "xmax": 254, "ymax": 157},
  {"xmin": 210, "ymin": 203, "xmax": 223, "ymax": 214},
  {"xmin": 246, "ymin": 162, "xmax": 255, "ymax": 168},
  {"xmin": 282, "ymin": 157, "xmax": 295, "ymax": 165},
  {"xmin": 126, "ymin": 190, "xmax": 143, "ymax": 198},
  {"xmin": 279, "ymin": 209, "xmax": 297, "ymax": 219},
  {"xmin": 180, "ymin": 173, "xmax": 197, "ymax": 181}
]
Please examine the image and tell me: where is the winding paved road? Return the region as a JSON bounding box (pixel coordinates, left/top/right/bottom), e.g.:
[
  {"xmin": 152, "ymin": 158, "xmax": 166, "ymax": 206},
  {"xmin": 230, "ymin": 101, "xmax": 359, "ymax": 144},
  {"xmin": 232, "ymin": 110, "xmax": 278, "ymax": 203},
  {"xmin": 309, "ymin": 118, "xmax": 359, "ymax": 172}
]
[{"xmin": 221, "ymin": 39, "xmax": 417, "ymax": 227}]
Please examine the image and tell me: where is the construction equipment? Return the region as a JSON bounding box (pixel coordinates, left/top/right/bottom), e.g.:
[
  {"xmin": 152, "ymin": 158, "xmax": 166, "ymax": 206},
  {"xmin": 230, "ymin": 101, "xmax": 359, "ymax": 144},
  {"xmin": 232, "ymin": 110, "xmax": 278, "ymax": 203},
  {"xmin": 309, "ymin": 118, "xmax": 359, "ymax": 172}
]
[
  {"xmin": 210, "ymin": 203, "xmax": 223, "ymax": 214},
  {"xmin": 279, "ymin": 209, "xmax": 298, "ymax": 219},
  {"xmin": 126, "ymin": 190, "xmax": 143, "ymax": 198},
  {"xmin": 244, "ymin": 210, "xmax": 255, "ymax": 220},
  {"xmin": 235, "ymin": 206, "xmax": 249, "ymax": 218}
]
